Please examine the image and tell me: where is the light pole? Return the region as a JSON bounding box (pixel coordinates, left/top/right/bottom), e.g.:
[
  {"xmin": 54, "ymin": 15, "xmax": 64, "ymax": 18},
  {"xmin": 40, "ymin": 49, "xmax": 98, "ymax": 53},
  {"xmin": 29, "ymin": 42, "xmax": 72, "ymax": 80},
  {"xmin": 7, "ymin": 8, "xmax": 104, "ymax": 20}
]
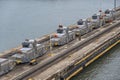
[
  {"xmin": 50, "ymin": 35, "xmax": 52, "ymax": 54},
  {"xmin": 114, "ymin": 0, "xmax": 116, "ymax": 11}
]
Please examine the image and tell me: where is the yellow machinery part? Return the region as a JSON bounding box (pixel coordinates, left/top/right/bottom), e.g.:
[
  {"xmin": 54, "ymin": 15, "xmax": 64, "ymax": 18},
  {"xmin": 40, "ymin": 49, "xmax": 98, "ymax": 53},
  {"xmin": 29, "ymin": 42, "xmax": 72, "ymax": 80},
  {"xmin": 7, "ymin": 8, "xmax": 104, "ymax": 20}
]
[
  {"xmin": 28, "ymin": 78, "xmax": 34, "ymax": 80},
  {"xmin": 16, "ymin": 60, "xmax": 22, "ymax": 64},
  {"xmin": 55, "ymin": 42, "xmax": 58, "ymax": 46},
  {"xmin": 30, "ymin": 59, "xmax": 36, "ymax": 63}
]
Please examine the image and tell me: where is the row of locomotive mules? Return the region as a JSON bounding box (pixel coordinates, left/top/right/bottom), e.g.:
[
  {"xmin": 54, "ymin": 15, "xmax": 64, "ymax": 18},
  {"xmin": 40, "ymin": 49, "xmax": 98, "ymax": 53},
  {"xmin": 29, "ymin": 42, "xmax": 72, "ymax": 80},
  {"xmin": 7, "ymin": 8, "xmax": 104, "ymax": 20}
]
[
  {"xmin": 50, "ymin": 9, "xmax": 118, "ymax": 46},
  {"xmin": 0, "ymin": 8, "xmax": 120, "ymax": 76},
  {"xmin": 72, "ymin": 12, "xmax": 104, "ymax": 37},
  {"xmin": 73, "ymin": 9, "xmax": 120, "ymax": 37}
]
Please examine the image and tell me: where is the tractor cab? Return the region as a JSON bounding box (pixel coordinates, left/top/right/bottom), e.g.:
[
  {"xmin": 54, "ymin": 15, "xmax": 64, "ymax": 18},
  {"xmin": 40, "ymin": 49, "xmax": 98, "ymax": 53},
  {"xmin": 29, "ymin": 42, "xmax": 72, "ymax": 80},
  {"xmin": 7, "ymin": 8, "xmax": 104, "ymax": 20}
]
[
  {"xmin": 22, "ymin": 39, "xmax": 37, "ymax": 48},
  {"xmin": 57, "ymin": 28, "xmax": 64, "ymax": 34},
  {"xmin": 105, "ymin": 9, "xmax": 110, "ymax": 14},
  {"xmin": 57, "ymin": 25, "xmax": 68, "ymax": 34},
  {"xmin": 104, "ymin": 9, "xmax": 115, "ymax": 23},
  {"xmin": 92, "ymin": 14, "xmax": 99, "ymax": 20},
  {"xmin": 77, "ymin": 19, "xmax": 84, "ymax": 25},
  {"xmin": 104, "ymin": 9, "xmax": 115, "ymax": 17}
]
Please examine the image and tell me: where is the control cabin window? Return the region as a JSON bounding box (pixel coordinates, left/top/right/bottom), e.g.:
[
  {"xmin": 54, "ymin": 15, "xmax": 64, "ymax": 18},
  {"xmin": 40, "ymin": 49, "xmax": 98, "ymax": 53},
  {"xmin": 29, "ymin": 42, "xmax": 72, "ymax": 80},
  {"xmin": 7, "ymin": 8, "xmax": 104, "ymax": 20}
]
[
  {"xmin": 105, "ymin": 10, "xmax": 110, "ymax": 14},
  {"xmin": 57, "ymin": 29, "xmax": 63, "ymax": 33},
  {"xmin": 77, "ymin": 20, "xmax": 83, "ymax": 25},
  {"xmin": 92, "ymin": 15, "xmax": 97, "ymax": 19}
]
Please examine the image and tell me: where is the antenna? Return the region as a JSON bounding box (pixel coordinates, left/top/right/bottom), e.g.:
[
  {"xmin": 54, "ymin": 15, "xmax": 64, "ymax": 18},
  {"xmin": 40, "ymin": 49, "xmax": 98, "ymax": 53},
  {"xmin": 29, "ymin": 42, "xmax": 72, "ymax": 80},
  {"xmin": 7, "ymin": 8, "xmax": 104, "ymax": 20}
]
[{"xmin": 99, "ymin": 0, "xmax": 102, "ymax": 12}]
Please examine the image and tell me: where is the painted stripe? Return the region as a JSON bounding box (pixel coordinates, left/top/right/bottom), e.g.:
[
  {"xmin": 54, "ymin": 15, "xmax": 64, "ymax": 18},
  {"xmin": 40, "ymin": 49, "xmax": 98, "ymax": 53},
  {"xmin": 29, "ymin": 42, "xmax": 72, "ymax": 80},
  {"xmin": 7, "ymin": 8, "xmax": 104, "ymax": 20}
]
[
  {"xmin": 65, "ymin": 67, "xmax": 83, "ymax": 80},
  {"xmin": 75, "ymin": 50, "xmax": 94, "ymax": 66},
  {"xmin": 65, "ymin": 40, "xmax": 120, "ymax": 80}
]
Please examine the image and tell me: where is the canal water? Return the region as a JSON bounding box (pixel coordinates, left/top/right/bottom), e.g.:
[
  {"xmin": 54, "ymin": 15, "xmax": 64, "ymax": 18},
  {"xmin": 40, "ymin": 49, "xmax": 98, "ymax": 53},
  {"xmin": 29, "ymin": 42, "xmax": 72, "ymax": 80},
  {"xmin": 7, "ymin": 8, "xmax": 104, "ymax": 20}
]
[{"xmin": 0, "ymin": 0, "xmax": 120, "ymax": 80}]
